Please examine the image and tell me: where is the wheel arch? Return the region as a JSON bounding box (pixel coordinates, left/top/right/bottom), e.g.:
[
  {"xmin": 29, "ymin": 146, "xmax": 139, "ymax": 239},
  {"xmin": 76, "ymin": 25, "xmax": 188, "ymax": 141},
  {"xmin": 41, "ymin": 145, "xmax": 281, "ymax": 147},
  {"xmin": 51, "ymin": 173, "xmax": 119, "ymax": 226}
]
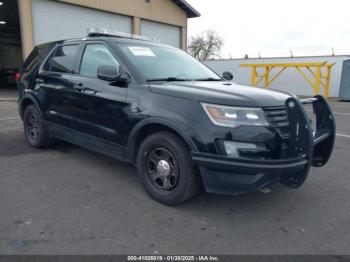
[
  {"xmin": 128, "ymin": 118, "xmax": 199, "ymax": 162},
  {"xmin": 19, "ymin": 94, "xmax": 42, "ymax": 120}
]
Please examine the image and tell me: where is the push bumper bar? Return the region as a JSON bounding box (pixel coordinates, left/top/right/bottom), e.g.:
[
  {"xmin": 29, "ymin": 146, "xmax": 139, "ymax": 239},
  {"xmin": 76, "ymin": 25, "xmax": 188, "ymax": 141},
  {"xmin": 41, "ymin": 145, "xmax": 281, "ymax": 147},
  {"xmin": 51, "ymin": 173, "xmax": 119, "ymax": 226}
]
[{"xmin": 193, "ymin": 95, "xmax": 336, "ymax": 194}]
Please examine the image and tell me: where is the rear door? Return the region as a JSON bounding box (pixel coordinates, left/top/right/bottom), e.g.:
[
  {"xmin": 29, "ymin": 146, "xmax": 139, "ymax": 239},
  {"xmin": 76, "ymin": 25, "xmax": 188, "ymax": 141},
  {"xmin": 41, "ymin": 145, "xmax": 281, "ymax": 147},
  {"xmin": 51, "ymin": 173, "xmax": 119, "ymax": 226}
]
[
  {"xmin": 69, "ymin": 41, "xmax": 128, "ymax": 145},
  {"xmin": 38, "ymin": 43, "xmax": 81, "ymax": 127}
]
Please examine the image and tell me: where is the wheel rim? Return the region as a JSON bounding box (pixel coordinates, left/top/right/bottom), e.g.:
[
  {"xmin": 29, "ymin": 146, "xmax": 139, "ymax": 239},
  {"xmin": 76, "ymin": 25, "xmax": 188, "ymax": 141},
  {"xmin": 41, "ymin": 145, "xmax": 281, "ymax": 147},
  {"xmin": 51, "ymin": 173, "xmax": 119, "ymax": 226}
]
[
  {"xmin": 26, "ymin": 112, "xmax": 40, "ymax": 142},
  {"xmin": 146, "ymin": 147, "xmax": 180, "ymax": 191}
]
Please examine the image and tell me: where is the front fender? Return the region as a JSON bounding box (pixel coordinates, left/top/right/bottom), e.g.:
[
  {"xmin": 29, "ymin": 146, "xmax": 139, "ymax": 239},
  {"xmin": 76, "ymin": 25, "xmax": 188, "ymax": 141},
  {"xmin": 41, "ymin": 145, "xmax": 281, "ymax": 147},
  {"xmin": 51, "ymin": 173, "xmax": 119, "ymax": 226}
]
[{"xmin": 127, "ymin": 117, "xmax": 201, "ymax": 158}]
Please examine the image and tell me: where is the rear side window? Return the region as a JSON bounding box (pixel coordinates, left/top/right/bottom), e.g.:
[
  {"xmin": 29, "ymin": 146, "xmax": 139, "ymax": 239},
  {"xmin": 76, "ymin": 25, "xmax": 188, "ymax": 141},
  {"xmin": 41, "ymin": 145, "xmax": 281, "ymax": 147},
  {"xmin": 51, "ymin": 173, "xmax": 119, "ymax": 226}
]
[
  {"xmin": 80, "ymin": 44, "xmax": 120, "ymax": 78},
  {"xmin": 22, "ymin": 47, "xmax": 39, "ymax": 73},
  {"xmin": 44, "ymin": 44, "xmax": 80, "ymax": 73}
]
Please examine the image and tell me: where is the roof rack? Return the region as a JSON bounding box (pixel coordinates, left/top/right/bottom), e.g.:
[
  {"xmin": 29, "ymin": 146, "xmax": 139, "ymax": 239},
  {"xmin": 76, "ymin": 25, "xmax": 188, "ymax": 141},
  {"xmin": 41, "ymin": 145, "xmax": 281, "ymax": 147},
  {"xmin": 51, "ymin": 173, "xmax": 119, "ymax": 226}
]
[{"xmin": 87, "ymin": 28, "xmax": 160, "ymax": 43}]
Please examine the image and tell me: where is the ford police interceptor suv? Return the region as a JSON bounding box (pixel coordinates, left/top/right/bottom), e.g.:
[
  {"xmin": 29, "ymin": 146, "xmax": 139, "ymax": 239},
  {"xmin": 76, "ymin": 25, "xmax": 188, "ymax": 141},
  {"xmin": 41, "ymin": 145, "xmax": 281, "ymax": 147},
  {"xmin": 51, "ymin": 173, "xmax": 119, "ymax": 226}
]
[{"xmin": 17, "ymin": 29, "xmax": 336, "ymax": 205}]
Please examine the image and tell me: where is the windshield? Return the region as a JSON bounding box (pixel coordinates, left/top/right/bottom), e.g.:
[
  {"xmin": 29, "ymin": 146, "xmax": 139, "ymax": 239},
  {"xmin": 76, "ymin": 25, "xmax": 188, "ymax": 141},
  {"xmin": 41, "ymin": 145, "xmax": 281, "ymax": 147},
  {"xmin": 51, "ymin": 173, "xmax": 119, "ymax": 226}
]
[{"xmin": 118, "ymin": 44, "xmax": 221, "ymax": 81}]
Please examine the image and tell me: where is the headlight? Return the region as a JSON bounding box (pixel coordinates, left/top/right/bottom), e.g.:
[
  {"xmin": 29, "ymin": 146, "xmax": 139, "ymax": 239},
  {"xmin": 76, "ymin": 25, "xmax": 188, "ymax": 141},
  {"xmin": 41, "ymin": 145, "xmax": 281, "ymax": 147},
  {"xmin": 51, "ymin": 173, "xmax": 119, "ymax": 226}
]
[{"xmin": 201, "ymin": 103, "xmax": 269, "ymax": 128}]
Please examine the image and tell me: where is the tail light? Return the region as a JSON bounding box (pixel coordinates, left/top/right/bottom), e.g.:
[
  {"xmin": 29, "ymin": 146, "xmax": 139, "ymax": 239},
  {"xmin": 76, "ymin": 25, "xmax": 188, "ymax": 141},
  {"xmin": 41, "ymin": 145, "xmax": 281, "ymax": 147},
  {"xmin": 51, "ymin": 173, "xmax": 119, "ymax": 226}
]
[{"xmin": 15, "ymin": 72, "xmax": 20, "ymax": 82}]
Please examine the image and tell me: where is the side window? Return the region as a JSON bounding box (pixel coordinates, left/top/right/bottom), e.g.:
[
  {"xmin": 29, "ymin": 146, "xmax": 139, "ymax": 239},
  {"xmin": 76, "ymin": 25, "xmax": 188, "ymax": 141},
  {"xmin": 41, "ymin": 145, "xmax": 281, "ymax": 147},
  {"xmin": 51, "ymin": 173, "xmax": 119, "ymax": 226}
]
[
  {"xmin": 22, "ymin": 47, "xmax": 39, "ymax": 73},
  {"xmin": 80, "ymin": 44, "xmax": 120, "ymax": 78},
  {"xmin": 43, "ymin": 44, "xmax": 80, "ymax": 73}
]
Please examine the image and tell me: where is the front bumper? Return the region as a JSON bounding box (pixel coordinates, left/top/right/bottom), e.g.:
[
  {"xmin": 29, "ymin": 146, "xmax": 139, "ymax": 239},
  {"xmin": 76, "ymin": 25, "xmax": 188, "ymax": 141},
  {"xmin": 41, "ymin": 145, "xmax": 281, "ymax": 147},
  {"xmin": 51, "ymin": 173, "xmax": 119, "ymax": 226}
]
[
  {"xmin": 193, "ymin": 152, "xmax": 308, "ymax": 194},
  {"xmin": 193, "ymin": 95, "xmax": 336, "ymax": 194}
]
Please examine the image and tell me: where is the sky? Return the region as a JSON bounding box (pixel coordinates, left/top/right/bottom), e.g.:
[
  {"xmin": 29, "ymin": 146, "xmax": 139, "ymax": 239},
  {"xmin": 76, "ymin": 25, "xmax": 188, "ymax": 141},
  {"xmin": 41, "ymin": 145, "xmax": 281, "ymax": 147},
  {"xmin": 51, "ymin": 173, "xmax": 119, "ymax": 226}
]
[{"xmin": 186, "ymin": 0, "xmax": 350, "ymax": 59}]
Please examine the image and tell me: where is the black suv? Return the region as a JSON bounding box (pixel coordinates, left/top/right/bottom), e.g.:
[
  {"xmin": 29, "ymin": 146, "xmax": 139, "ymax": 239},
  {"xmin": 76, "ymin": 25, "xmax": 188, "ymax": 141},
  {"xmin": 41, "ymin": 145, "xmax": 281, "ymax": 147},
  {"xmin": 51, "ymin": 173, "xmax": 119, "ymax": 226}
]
[{"xmin": 17, "ymin": 29, "xmax": 335, "ymax": 205}]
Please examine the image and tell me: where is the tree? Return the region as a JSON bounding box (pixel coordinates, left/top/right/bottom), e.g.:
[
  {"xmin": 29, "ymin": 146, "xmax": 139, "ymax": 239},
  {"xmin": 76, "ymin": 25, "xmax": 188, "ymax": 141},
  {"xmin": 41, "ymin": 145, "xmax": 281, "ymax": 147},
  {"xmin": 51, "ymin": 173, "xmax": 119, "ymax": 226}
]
[{"xmin": 187, "ymin": 30, "xmax": 224, "ymax": 61}]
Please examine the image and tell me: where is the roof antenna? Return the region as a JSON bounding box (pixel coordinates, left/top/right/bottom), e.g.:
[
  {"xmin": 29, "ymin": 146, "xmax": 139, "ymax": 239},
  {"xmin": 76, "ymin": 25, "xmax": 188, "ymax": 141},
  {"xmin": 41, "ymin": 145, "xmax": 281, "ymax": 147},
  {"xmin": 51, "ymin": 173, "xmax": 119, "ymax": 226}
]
[
  {"xmin": 258, "ymin": 51, "xmax": 261, "ymax": 59},
  {"xmin": 331, "ymin": 47, "xmax": 335, "ymax": 56}
]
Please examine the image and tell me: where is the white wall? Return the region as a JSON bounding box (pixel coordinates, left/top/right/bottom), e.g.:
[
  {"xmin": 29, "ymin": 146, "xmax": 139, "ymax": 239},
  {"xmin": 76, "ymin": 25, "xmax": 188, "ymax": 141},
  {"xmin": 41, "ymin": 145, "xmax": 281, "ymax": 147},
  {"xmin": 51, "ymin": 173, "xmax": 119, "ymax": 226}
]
[{"xmin": 205, "ymin": 56, "xmax": 350, "ymax": 97}]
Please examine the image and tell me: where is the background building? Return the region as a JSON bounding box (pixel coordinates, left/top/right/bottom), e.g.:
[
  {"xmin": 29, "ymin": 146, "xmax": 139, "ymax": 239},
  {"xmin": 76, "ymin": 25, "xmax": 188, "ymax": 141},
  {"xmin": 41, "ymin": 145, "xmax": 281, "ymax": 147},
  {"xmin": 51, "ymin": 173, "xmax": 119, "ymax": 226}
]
[
  {"xmin": 0, "ymin": 0, "xmax": 199, "ymax": 86},
  {"xmin": 206, "ymin": 56, "xmax": 350, "ymax": 99}
]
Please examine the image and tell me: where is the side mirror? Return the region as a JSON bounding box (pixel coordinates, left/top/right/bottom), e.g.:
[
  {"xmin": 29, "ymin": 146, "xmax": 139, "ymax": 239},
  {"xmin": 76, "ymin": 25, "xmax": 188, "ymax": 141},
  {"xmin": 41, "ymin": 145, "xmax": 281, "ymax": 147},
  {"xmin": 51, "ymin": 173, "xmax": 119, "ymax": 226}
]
[
  {"xmin": 222, "ymin": 71, "xmax": 234, "ymax": 81},
  {"xmin": 97, "ymin": 65, "xmax": 119, "ymax": 82},
  {"xmin": 97, "ymin": 65, "xmax": 130, "ymax": 87},
  {"xmin": 113, "ymin": 73, "xmax": 130, "ymax": 88}
]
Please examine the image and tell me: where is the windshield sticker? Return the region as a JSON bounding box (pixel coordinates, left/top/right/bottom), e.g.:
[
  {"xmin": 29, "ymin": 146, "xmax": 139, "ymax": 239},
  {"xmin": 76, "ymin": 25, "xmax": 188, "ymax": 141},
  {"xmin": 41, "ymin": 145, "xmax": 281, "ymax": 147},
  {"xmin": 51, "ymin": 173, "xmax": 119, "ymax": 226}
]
[{"xmin": 129, "ymin": 46, "xmax": 156, "ymax": 57}]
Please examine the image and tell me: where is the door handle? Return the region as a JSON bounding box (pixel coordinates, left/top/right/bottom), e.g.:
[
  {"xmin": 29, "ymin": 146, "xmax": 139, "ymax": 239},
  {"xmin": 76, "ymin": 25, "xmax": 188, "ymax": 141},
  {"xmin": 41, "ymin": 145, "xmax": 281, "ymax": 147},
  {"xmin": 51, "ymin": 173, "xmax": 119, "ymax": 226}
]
[
  {"xmin": 36, "ymin": 78, "xmax": 44, "ymax": 84},
  {"xmin": 73, "ymin": 83, "xmax": 84, "ymax": 91}
]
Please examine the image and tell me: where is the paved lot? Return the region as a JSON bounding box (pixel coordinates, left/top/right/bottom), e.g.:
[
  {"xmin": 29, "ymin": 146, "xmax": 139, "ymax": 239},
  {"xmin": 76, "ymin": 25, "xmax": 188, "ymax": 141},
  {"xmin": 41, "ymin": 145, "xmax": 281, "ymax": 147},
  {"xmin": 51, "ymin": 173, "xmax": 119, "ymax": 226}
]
[
  {"xmin": 0, "ymin": 89, "xmax": 350, "ymax": 255},
  {"xmin": 0, "ymin": 87, "xmax": 17, "ymax": 102}
]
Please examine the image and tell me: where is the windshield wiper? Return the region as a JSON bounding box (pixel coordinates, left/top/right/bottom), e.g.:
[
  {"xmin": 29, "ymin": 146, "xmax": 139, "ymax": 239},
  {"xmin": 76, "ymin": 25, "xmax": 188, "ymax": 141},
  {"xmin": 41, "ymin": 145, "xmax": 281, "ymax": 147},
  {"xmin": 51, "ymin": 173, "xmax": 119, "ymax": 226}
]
[
  {"xmin": 147, "ymin": 77, "xmax": 188, "ymax": 82},
  {"xmin": 193, "ymin": 77, "xmax": 222, "ymax": 81}
]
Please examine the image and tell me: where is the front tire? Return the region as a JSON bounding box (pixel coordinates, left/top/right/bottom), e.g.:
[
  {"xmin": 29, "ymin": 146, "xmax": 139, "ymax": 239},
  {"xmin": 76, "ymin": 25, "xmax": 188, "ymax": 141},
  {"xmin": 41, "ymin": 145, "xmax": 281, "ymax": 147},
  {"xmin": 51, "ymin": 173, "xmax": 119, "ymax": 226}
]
[
  {"xmin": 23, "ymin": 105, "xmax": 52, "ymax": 148},
  {"xmin": 137, "ymin": 132, "xmax": 200, "ymax": 205}
]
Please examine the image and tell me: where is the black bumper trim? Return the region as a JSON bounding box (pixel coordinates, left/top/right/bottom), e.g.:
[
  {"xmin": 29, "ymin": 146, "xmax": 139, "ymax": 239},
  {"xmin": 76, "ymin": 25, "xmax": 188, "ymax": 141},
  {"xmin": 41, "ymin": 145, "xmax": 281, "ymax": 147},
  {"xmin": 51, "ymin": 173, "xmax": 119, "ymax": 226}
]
[
  {"xmin": 192, "ymin": 152, "xmax": 308, "ymax": 174},
  {"xmin": 313, "ymin": 130, "xmax": 331, "ymax": 146}
]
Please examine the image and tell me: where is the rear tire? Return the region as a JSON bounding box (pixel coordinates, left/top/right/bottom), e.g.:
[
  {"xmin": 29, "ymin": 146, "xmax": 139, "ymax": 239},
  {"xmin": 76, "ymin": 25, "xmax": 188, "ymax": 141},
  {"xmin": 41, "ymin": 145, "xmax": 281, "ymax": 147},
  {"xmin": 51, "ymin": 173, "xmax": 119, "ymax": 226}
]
[
  {"xmin": 23, "ymin": 105, "xmax": 52, "ymax": 148},
  {"xmin": 137, "ymin": 132, "xmax": 200, "ymax": 205}
]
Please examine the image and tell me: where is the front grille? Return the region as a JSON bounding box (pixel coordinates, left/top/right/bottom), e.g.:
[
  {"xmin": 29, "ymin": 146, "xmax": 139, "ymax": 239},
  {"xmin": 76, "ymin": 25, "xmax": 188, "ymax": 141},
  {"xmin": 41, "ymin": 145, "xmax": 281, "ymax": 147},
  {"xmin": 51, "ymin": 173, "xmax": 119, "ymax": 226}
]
[{"xmin": 263, "ymin": 106, "xmax": 290, "ymax": 138}]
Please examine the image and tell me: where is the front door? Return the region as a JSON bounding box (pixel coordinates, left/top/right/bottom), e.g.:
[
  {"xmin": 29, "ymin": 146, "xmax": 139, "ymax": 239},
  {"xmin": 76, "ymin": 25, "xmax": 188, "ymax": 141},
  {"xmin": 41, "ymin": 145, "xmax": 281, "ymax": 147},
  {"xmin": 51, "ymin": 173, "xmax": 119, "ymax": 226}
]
[{"xmin": 69, "ymin": 42, "xmax": 128, "ymax": 145}]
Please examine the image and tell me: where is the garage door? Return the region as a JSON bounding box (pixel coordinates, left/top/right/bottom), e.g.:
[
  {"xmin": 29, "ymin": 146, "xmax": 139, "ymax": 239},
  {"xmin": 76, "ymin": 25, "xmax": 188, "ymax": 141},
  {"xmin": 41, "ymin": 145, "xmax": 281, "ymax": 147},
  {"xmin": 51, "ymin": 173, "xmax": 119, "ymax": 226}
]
[
  {"xmin": 31, "ymin": 0, "xmax": 132, "ymax": 45},
  {"xmin": 141, "ymin": 20, "xmax": 181, "ymax": 48}
]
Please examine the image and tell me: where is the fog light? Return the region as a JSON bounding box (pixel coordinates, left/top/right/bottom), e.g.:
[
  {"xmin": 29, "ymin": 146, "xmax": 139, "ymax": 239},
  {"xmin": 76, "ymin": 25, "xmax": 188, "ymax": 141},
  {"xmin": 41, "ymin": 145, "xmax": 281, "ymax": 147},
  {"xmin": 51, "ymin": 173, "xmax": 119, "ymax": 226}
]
[{"xmin": 223, "ymin": 141, "xmax": 258, "ymax": 158}]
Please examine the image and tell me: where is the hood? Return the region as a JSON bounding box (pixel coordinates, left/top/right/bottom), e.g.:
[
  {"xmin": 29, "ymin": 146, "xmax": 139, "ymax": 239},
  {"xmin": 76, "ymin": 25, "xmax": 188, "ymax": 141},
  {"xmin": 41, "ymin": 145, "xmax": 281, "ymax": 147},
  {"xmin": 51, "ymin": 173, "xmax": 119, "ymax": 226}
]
[{"xmin": 149, "ymin": 81, "xmax": 294, "ymax": 107}]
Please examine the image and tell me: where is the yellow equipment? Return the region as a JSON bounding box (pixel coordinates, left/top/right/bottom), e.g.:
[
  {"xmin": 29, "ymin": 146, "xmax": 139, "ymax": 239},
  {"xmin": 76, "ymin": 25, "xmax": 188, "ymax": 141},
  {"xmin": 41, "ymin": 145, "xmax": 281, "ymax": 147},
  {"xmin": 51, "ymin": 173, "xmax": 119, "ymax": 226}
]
[{"xmin": 240, "ymin": 62, "xmax": 335, "ymax": 98}]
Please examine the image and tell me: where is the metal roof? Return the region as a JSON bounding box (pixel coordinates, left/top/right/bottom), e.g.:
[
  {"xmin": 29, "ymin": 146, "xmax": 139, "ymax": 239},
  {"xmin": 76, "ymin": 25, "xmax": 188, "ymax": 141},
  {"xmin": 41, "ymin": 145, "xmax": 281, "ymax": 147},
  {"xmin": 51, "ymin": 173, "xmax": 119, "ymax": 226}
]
[{"xmin": 172, "ymin": 0, "xmax": 200, "ymax": 18}]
